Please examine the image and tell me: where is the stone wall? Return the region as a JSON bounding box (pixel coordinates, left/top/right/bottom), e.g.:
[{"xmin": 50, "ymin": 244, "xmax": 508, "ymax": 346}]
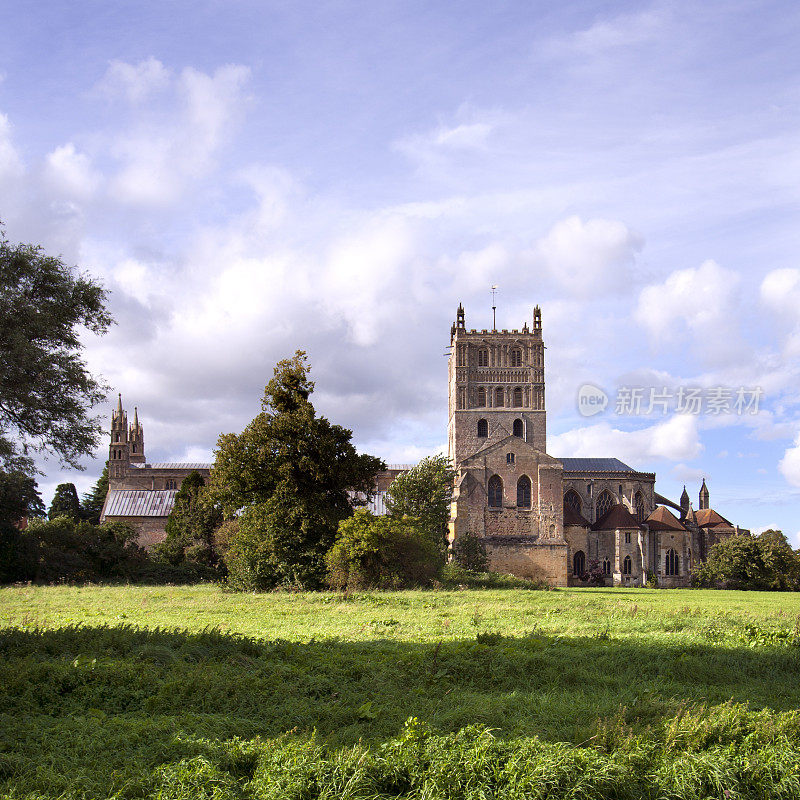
[{"xmin": 485, "ymin": 540, "xmax": 568, "ymax": 586}]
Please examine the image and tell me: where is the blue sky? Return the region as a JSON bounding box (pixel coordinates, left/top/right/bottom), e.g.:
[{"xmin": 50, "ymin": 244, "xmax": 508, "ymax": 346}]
[{"xmin": 2, "ymin": 0, "xmax": 799, "ymax": 540}]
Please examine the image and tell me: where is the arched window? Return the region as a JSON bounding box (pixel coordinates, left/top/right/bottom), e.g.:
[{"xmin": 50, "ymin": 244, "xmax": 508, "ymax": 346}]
[
  {"xmin": 510, "ymin": 349, "xmax": 522, "ymax": 367},
  {"xmin": 623, "ymin": 555, "xmax": 632, "ymax": 575},
  {"xmin": 488, "ymin": 475, "xmax": 503, "ymax": 508},
  {"xmin": 517, "ymin": 475, "xmax": 531, "ymax": 508},
  {"xmin": 513, "ymin": 387, "xmax": 523, "ymax": 407},
  {"xmin": 624, "ymin": 531, "xmax": 631, "ymax": 544},
  {"xmin": 478, "ymin": 348, "xmax": 489, "ymax": 367},
  {"xmin": 513, "ymin": 419, "xmax": 524, "ymax": 438},
  {"xmin": 602, "ymin": 558, "xmax": 611, "ymax": 575},
  {"xmin": 573, "ymin": 550, "xmax": 586, "ymax": 577},
  {"xmin": 115, "ymin": 433, "xmax": 120, "ymax": 442},
  {"xmin": 595, "ymin": 490, "xmax": 615, "ymax": 521},
  {"xmin": 166, "ymin": 479, "xmax": 177, "ymax": 490},
  {"xmin": 477, "ymin": 387, "xmax": 486, "ymax": 407},
  {"xmin": 477, "ymin": 419, "xmax": 488, "ymax": 438},
  {"xmin": 634, "ymin": 491, "xmax": 646, "ymax": 522},
  {"xmin": 564, "ymin": 489, "xmax": 582, "ymax": 516},
  {"xmin": 665, "ymin": 548, "xmax": 679, "ymax": 576},
  {"xmin": 495, "ymin": 388, "xmax": 504, "ymax": 407},
  {"xmin": 132, "ymin": 444, "xmax": 136, "ymax": 453},
  {"xmin": 506, "ymin": 452, "xmax": 515, "ymax": 465}
]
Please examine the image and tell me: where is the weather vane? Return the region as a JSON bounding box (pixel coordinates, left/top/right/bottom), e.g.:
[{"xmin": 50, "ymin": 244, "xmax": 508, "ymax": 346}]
[{"xmin": 491, "ymin": 285, "xmax": 498, "ymax": 331}]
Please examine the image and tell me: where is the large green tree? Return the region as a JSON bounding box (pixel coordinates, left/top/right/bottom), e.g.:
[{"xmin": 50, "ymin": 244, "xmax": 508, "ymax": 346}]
[
  {"xmin": 211, "ymin": 351, "xmax": 385, "ymax": 589},
  {"xmin": 385, "ymin": 454, "xmax": 455, "ymax": 556},
  {"xmin": 694, "ymin": 530, "xmax": 800, "ymax": 590},
  {"xmin": 156, "ymin": 470, "xmax": 223, "ymax": 572},
  {"xmin": 0, "ymin": 225, "xmax": 112, "ymax": 474},
  {"xmin": 48, "ymin": 482, "xmax": 81, "ymax": 520},
  {"xmin": 80, "ymin": 465, "xmax": 109, "ymax": 525}
]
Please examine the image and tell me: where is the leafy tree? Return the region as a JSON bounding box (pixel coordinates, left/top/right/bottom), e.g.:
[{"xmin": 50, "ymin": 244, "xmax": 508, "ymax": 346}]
[
  {"xmin": 694, "ymin": 531, "xmax": 800, "ymax": 590},
  {"xmin": 0, "ymin": 225, "xmax": 112, "ymax": 474},
  {"xmin": 0, "ymin": 471, "xmax": 45, "ymax": 525},
  {"xmin": 80, "ymin": 465, "xmax": 109, "ymax": 525},
  {"xmin": 211, "ymin": 351, "xmax": 384, "ymax": 589},
  {"xmin": 48, "ymin": 482, "xmax": 81, "ymax": 520},
  {"xmin": 385, "ymin": 454, "xmax": 455, "ymax": 556},
  {"xmin": 325, "ymin": 509, "xmax": 439, "ymax": 590},
  {"xmin": 0, "ymin": 471, "xmax": 45, "ymax": 582},
  {"xmin": 155, "ymin": 471, "xmax": 223, "ymax": 572}
]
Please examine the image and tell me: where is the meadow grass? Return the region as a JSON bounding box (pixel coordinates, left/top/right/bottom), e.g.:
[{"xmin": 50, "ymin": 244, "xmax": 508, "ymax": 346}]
[{"xmin": 2, "ymin": 584, "xmax": 800, "ymax": 798}]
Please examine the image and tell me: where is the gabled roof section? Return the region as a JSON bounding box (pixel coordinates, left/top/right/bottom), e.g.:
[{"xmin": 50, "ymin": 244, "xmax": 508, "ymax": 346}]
[
  {"xmin": 461, "ymin": 434, "xmax": 559, "ymax": 465},
  {"xmin": 563, "ymin": 504, "xmax": 591, "ymax": 527},
  {"xmin": 104, "ymin": 489, "xmax": 178, "ymax": 518},
  {"xmin": 646, "ymin": 506, "xmax": 686, "ymax": 532},
  {"xmin": 592, "ymin": 503, "xmax": 642, "ymax": 531},
  {"xmin": 695, "ymin": 508, "xmax": 733, "ymax": 528},
  {"xmin": 560, "ymin": 457, "xmax": 653, "ymax": 476}
]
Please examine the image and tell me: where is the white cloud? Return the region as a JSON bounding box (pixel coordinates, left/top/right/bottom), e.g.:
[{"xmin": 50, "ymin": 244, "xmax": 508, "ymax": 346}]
[
  {"xmin": 531, "ymin": 215, "xmax": 642, "ymax": 297},
  {"xmin": 96, "ymin": 57, "xmax": 170, "ymax": 104},
  {"xmin": 549, "ymin": 414, "xmax": 702, "ymax": 465},
  {"xmin": 634, "ymin": 260, "xmax": 743, "ymax": 364},
  {"xmin": 107, "ymin": 62, "xmax": 251, "ymax": 205},
  {"xmin": 43, "ymin": 143, "xmax": 100, "ymax": 199},
  {"xmin": 434, "ymin": 122, "xmax": 494, "ymax": 149},
  {"xmin": 778, "ymin": 431, "xmax": 800, "ymax": 488},
  {"xmin": 569, "ymin": 9, "xmax": 665, "ymax": 54},
  {"xmin": 0, "ymin": 112, "xmax": 22, "ymax": 182}
]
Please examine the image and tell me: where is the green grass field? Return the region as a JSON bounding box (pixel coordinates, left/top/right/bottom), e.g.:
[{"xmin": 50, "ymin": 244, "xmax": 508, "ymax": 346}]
[{"xmin": 2, "ymin": 585, "xmax": 800, "ymax": 798}]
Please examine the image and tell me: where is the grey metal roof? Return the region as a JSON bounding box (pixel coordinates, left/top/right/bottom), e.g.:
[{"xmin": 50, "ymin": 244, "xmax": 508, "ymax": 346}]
[
  {"xmin": 559, "ymin": 457, "xmax": 641, "ymax": 473},
  {"xmin": 130, "ymin": 462, "xmax": 212, "ymax": 470},
  {"xmin": 104, "ymin": 489, "xmax": 178, "ymax": 517}
]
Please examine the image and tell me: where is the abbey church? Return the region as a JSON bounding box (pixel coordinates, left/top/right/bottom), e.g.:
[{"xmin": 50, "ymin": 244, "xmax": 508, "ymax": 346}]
[{"xmin": 101, "ymin": 303, "xmax": 746, "ymax": 585}]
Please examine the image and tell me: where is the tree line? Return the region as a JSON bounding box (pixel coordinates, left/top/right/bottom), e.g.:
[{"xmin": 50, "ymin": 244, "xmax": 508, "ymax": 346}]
[{"xmin": 2, "ymin": 226, "xmax": 799, "ymax": 592}]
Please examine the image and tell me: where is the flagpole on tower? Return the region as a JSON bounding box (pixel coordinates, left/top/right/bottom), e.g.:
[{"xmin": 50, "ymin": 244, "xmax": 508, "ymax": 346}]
[{"xmin": 491, "ymin": 285, "xmax": 498, "ymax": 331}]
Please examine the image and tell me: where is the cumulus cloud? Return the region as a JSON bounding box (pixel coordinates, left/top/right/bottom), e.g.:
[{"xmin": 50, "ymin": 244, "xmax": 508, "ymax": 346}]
[
  {"xmin": 43, "ymin": 143, "xmax": 100, "ymax": 199},
  {"xmin": 0, "ymin": 112, "xmax": 22, "ymax": 182},
  {"xmin": 95, "ymin": 57, "xmax": 170, "ymax": 104},
  {"xmin": 104, "ymin": 61, "xmax": 251, "ymax": 205},
  {"xmin": 549, "ymin": 414, "xmax": 702, "ymax": 465},
  {"xmin": 530, "ymin": 215, "xmax": 642, "ymax": 298},
  {"xmin": 779, "ymin": 431, "xmax": 800, "ymax": 488},
  {"xmin": 634, "ymin": 260, "xmax": 744, "ymax": 365},
  {"xmin": 570, "ymin": 9, "xmax": 665, "ymax": 54}
]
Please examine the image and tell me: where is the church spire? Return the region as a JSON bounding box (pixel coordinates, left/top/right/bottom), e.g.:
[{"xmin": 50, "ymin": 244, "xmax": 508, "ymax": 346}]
[
  {"xmin": 699, "ymin": 478, "xmax": 709, "ymax": 510},
  {"xmin": 133, "ymin": 406, "xmax": 139, "ymax": 429},
  {"xmin": 680, "ymin": 485, "xmax": 690, "ymax": 518},
  {"xmin": 117, "ymin": 393, "xmax": 123, "ymax": 416}
]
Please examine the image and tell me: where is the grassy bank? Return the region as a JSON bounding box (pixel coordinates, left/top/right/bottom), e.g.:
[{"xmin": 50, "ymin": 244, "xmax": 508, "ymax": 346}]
[{"xmin": 1, "ymin": 585, "xmax": 799, "ymax": 798}]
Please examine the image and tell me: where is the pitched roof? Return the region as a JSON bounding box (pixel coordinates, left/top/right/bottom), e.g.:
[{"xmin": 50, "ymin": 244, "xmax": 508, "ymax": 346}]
[
  {"xmin": 560, "ymin": 457, "xmax": 652, "ymax": 475},
  {"xmin": 592, "ymin": 503, "xmax": 642, "ymax": 531},
  {"xmin": 563, "ymin": 504, "xmax": 591, "ymax": 527},
  {"xmin": 695, "ymin": 508, "xmax": 733, "ymax": 528},
  {"xmin": 646, "ymin": 506, "xmax": 686, "ymax": 531},
  {"xmin": 103, "ymin": 489, "xmax": 177, "ymax": 518}
]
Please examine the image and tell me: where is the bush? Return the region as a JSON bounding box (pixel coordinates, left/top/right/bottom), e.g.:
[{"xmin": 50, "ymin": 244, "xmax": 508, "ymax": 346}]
[
  {"xmin": 451, "ymin": 530, "xmax": 488, "ymax": 572},
  {"xmin": 694, "ymin": 531, "xmax": 800, "ymax": 591},
  {"xmin": 325, "ymin": 509, "xmax": 440, "ymax": 590}
]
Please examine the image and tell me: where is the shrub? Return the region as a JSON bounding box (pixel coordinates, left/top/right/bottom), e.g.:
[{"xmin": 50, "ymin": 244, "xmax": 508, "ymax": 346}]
[
  {"xmin": 325, "ymin": 509, "xmax": 440, "ymax": 590},
  {"xmin": 451, "ymin": 530, "xmax": 488, "ymax": 572}
]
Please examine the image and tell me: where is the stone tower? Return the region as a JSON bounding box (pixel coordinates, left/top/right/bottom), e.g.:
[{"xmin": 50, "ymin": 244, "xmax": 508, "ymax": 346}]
[
  {"xmin": 108, "ymin": 395, "xmax": 146, "ymax": 478},
  {"xmin": 447, "ymin": 304, "xmax": 566, "ymax": 584},
  {"xmin": 447, "ymin": 304, "xmax": 546, "ymax": 466}
]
